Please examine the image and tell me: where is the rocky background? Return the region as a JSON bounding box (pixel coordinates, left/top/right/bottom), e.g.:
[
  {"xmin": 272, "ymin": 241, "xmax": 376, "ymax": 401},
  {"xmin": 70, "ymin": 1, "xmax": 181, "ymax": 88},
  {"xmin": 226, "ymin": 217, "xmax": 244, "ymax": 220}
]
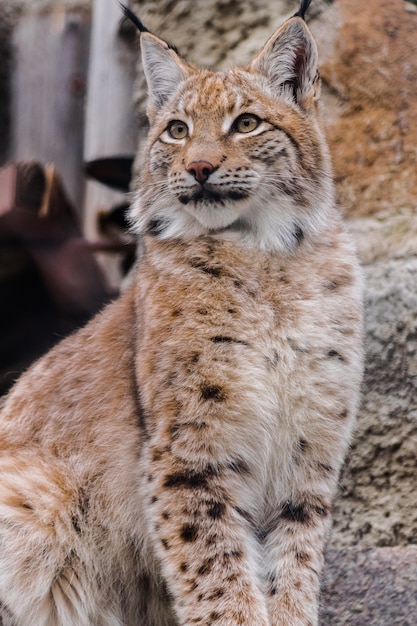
[{"xmin": 1, "ymin": 0, "xmax": 417, "ymax": 622}]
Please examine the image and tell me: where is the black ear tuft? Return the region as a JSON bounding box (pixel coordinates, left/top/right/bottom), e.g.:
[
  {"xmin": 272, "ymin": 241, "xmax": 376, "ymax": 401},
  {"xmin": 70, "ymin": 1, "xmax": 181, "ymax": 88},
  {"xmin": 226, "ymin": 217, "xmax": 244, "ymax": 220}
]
[
  {"xmin": 119, "ymin": 3, "xmax": 180, "ymax": 54},
  {"xmin": 293, "ymin": 0, "xmax": 313, "ymax": 20},
  {"xmin": 119, "ymin": 3, "xmax": 151, "ymax": 33}
]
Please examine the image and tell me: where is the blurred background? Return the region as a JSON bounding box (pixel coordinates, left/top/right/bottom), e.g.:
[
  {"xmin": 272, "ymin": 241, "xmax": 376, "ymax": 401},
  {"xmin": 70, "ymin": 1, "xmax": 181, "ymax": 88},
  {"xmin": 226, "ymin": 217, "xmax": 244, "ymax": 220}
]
[
  {"xmin": 1, "ymin": 2, "xmax": 417, "ymax": 621},
  {"xmin": 0, "ymin": 0, "xmax": 140, "ymax": 394}
]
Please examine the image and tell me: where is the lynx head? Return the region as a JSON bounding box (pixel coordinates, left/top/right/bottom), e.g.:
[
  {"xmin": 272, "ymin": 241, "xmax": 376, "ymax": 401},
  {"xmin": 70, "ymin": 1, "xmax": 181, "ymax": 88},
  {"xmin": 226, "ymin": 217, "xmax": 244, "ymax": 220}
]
[{"xmin": 124, "ymin": 1, "xmax": 335, "ymax": 252}]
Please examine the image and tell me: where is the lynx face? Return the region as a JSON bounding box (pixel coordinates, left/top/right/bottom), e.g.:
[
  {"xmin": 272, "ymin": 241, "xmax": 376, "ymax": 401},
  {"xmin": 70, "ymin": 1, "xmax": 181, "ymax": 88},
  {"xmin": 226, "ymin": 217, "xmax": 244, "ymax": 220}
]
[{"xmin": 131, "ymin": 17, "xmax": 334, "ymax": 251}]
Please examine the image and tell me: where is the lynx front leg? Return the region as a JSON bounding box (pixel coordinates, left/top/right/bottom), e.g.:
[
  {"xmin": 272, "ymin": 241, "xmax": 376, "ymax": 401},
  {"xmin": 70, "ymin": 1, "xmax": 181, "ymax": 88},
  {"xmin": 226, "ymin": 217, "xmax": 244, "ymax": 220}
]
[
  {"xmin": 262, "ymin": 490, "xmax": 332, "ymax": 626},
  {"xmin": 143, "ymin": 454, "xmax": 270, "ymax": 626}
]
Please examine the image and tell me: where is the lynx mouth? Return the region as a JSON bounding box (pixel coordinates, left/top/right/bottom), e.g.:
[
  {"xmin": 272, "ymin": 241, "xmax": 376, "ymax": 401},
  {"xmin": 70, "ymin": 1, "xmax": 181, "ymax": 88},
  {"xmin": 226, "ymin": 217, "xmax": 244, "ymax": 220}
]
[{"xmin": 178, "ymin": 187, "xmax": 249, "ymax": 206}]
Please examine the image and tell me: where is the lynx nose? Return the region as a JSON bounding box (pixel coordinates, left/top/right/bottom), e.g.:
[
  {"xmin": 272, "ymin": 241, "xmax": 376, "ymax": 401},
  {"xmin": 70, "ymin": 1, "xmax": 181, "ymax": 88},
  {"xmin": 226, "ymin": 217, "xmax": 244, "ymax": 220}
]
[{"xmin": 187, "ymin": 160, "xmax": 215, "ymax": 184}]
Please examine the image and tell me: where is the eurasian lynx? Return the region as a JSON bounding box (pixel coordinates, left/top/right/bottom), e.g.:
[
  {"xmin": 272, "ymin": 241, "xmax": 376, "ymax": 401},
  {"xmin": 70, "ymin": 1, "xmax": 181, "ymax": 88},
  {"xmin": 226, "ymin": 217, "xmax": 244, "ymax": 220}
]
[{"xmin": 0, "ymin": 1, "xmax": 363, "ymax": 624}]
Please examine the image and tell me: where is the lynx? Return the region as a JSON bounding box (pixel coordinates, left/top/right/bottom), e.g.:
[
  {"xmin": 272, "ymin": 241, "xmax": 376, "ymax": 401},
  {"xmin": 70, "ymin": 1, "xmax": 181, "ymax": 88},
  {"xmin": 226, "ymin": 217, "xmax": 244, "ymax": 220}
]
[{"xmin": 0, "ymin": 1, "xmax": 363, "ymax": 624}]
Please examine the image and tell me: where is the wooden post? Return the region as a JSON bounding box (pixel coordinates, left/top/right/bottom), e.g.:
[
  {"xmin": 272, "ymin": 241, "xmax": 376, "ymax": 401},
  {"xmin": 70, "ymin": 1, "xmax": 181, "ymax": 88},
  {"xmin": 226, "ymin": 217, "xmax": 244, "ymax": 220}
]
[
  {"xmin": 10, "ymin": 6, "xmax": 91, "ymax": 213},
  {"xmin": 83, "ymin": 0, "xmax": 139, "ymax": 285}
]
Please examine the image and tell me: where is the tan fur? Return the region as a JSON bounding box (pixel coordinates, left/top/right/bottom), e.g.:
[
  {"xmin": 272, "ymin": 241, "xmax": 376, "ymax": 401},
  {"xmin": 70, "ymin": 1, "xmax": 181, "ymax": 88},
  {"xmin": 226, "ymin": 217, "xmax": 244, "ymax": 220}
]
[{"xmin": 0, "ymin": 8, "xmax": 363, "ymax": 626}]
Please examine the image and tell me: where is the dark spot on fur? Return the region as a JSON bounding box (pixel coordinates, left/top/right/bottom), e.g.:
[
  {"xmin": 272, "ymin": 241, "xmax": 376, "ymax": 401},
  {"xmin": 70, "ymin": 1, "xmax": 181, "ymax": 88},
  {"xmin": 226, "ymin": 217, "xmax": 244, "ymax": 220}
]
[
  {"xmin": 230, "ymin": 549, "xmax": 243, "ymax": 559},
  {"xmin": 197, "ymin": 593, "xmax": 204, "ymax": 602},
  {"xmin": 207, "ymin": 501, "xmax": 226, "ymax": 519},
  {"xmin": 269, "ymin": 586, "xmax": 277, "ymax": 596},
  {"xmin": 210, "ymin": 611, "xmax": 221, "ymax": 621},
  {"xmin": 327, "ymin": 350, "xmax": 345, "ymax": 361},
  {"xmin": 147, "ymin": 217, "xmax": 169, "ymax": 236},
  {"xmin": 200, "ymin": 383, "xmax": 226, "ymax": 402},
  {"xmin": 293, "ymin": 224, "xmax": 305, "ymax": 244},
  {"xmin": 339, "ymin": 408, "xmax": 349, "ymax": 419},
  {"xmin": 281, "ymin": 496, "xmax": 331, "ymax": 524},
  {"xmin": 162, "ymin": 511, "xmax": 170, "ymax": 519},
  {"xmin": 161, "ymin": 538, "xmax": 170, "ymax": 550},
  {"xmin": 163, "ymin": 466, "xmax": 217, "ymax": 490},
  {"xmin": 148, "ymin": 474, "xmax": 153, "ymax": 482},
  {"xmin": 210, "ymin": 336, "xmax": 248, "ymax": 346},
  {"xmin": 256, "ymin": 527, "xmax": 268, "ymax": 542},
  {"xmin": 211, "ymin": 335, "xmax": 233, "ymax": 343},
  {"xmin": 172, "ymin": 308, "xmax": 182, "ymax": 318},
  {"xmin": 71, "ymin": 515, "xmax": 82, "ymax": 534},
  {"xmin": 180, "ymin": 562, "xmax": 188, "ymax": 572},
  {"xmin": 227, "ymin": 308, "xmax": 235, "ymax": 314},
  {"xmin": 198, "ymin": 557, "xmax": 215, "ymax": 576},
  {"xmin": 313, "ymin": 501, "xmax": 331, "ymax": 518},
  {"xmin": 181, "ymin": 523, "xmax": 199, "ymax": 542},
  {"xmin": 150, "ymin": 495, "xmax": 158, "ymax": 504},
  {"xmin": 190, "ymin": 352, "xmax": 200, "ymax": 363},
  {"xmin": 152, "ymin": 448, "xmax": 164, "ymax": 462},
  {"xmin": 227, "ymin": 458, "xmax": 250, "ymax": 474},
  {"xmin": 205, "ymin": 533, "xmax": 218, "ymax": 546},
  {"xmin": 295, "ymin": 551, "xmax": 312, "ymax": 565},
  {"xmin": 317, "ymin": 462, "xmax": 334, "ymax": 475},
  {"xmin": 197, "ymin": 307, "xmax": 208, "ymax": 315},
  {"xmin": 229, "ymin": 190, "xmax": 250, "ymax": 201},
  {"xmin": 234, "ymin": 506, "xmax": 255, "ymax": 526},
  {"xmin": 190, "ymin": 259, "xmax": 223, "ymax": 277},
  {"xmin": 299, "ymin": 439, "xmax": 309, "ymax": 453},
  {"xmin": 280, "ymin": 501, "xmax": 311, "ymax": 524},
  {"xmin": 0, "ymin": 600, "xmax": 15, "ymax": 624},
  {"xmin": 233, "ymin": 279, "xmax": 243, "ymax": 288}
]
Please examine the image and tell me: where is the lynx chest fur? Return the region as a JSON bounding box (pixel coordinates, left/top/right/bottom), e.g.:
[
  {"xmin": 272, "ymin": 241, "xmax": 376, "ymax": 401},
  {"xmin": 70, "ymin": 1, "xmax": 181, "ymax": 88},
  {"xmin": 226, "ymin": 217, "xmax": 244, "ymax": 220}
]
[
  {"xmin": 137, "ymin": 233, "xmax": 360, "ymax": 490},
  {"xmin": 0, "ymin": 2, "xmax": 363, "ymax": 625}
]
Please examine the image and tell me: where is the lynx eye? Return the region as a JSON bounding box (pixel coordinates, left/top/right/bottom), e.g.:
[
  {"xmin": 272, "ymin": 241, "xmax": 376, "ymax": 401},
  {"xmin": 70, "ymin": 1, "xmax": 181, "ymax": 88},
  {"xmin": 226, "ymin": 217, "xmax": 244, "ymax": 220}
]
[
  {"xmin": 233, "ymin": 114, "xmax": 261, "ymax": 134},
  {"xmin": 167, "ymin": 120, "xmax": 189, "ymax": 140}
]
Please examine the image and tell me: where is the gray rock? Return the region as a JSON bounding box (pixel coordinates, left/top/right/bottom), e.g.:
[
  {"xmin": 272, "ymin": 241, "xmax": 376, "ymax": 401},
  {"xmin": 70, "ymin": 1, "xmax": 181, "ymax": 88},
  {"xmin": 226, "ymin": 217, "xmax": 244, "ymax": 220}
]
[
  {"xmin": 321, "ymin": 546, "xmax": 417, "ymax": 625},
  {"xmin": 329, "ymin": 217, "xmax": 417, "ymax": 549}
]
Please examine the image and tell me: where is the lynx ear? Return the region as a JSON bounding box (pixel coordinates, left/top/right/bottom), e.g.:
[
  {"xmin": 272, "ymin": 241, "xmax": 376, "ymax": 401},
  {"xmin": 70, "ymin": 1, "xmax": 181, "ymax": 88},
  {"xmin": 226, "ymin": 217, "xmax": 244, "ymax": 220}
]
[
  {"xmin": 119, "ymin": 4, "xmax": 192, "ymax": 118},
  {"xmin": 249, "ymin": 16, "xmax": 319, "ymax": 111},
  {"xmin": 140, "ymin": 33, "xmax": 193, "ymax": 117}
]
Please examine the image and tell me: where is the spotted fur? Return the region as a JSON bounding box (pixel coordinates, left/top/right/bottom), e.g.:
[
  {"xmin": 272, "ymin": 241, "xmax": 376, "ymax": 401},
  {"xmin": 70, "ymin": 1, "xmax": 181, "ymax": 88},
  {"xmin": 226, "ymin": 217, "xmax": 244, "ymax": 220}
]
[{"xmin": 0, "ymin": 5, "xmax": 363, "ymax": 626}]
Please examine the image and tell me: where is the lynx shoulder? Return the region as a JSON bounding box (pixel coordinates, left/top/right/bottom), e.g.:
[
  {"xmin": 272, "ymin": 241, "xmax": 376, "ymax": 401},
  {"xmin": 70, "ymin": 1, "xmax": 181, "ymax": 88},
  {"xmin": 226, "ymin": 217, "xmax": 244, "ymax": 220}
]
[{"xmin": 0, "ymin": 2, "xmax": 363, "ymax": 625}]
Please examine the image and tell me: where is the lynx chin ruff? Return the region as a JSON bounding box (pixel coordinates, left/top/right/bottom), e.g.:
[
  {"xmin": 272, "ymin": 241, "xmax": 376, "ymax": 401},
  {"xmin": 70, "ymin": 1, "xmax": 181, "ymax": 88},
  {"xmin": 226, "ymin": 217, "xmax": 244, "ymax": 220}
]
[{"xmin": 0, "ymin": 2, "xmax": 363, "ymax": 625}]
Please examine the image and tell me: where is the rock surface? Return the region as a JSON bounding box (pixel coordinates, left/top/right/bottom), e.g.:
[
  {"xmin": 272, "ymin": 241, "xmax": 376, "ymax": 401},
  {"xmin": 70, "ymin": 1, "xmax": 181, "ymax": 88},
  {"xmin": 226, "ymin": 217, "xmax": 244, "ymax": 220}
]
[
  {"xmin": 321, "ymin": 546, "xmax": 417, "ymax": 625},
  {"xmin": 329, "ymin": 213, "xmax": 417, "ymax": 549},
  {"xmin": 317, "ymin": 0, "xmax": 417, "ymax": 218}
]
